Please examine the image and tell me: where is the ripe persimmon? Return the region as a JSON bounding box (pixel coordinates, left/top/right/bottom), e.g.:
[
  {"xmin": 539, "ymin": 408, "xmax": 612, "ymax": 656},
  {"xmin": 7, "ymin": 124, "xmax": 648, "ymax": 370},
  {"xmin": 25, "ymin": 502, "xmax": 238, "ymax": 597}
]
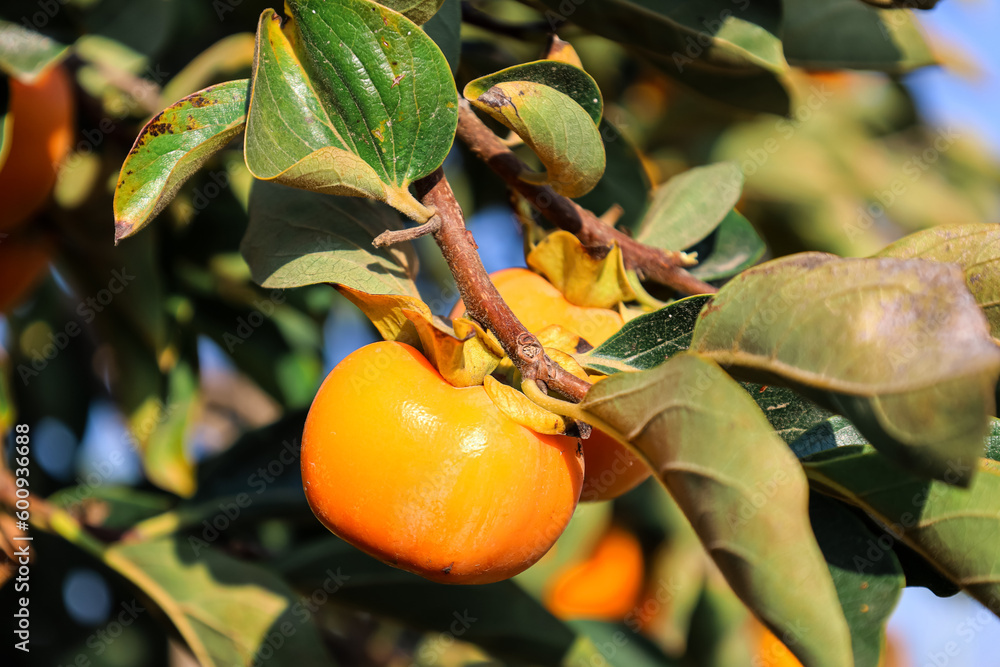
[
  {"xmin": 0, "ymin": 65, "xmax": 75, "ymax": 232},
  {"xmin": 301, "ymin": 341, "xmax": 584, "ymax": 584},
  {"xmin": 452, "ymin": 267, "xmax": 650, "ymax": 501},
  {"xmin": 0, "ymin": 233, "xmax": 52, "ymax": 313},
  {"xmin": 544, "ymin": 525, "xmax": 644, "ymax": 620},
  {"xmin": 450, "ymin": 267, "xmax": 624, "ymax": 346}
]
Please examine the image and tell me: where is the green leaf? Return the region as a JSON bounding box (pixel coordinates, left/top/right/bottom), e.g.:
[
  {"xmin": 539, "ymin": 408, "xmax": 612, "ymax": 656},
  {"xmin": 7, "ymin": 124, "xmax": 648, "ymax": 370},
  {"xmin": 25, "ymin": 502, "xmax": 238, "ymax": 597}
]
[
  {"xmin": 241, "ymin": 180, "xmax": 419, "ymax": 295},
  {"xmin": 464, "ymin": 60, "xmax": 603, "ymax": 124},
  {"xmin": 636, "ymin": 162, "xmax": 744, "ymax": 252},
  {"xmin": 48, "ymin": 486, "xmax": 173, "ymax": 529},
  {"xmin": 581, "ymin": 295, "xmax": 710, "ymax": 375},
  {"xmin": 799, "ymin": 421, "xmax": 1000, "ymax": 617},
  {"xmin": 576, "ymin": 120, "xmax": 650, "ymax": 229},
  {"xmin": 688, "ymin": 209, "xmax": 766, "ymax": 281},
  {"xmin": 0, "ymin": 20, "xmax": 69, "ymax": 81},
  {"xmin": 141, "ymin": 362, "xmax": 200, "ymax": 498},
  {"xmin": 244, "ymin": 0, "xmax": 458, "ymax": 222},
  {"xmin": 275, "ymin": 536, "xmax": 619, "ymax": 666},
  {"xmin": 809, "ymin": 493, "xmax": 904, "ymax": 667},
  {"xmin": 580, "ymin": 353, "xmax": 852, "ymax": 667},
  {"xmin": 876, "ymin": 224, "xmax": 1000, "ymax": 338},
  {"xmin": 782, "ymin": 0, "xmax": 935, "ymax": 72},
  {"xmin": 580, "ymin": 293, "xmax": 831, "ymax": 443},
  {"xmin": 376, "ymin": 0, "xmax": 444, "ymax": 24},
  {"xmin": 748, "ymin": 383, "xmax": 832, "ymax": 445},
  {"xmin": 421, "ymin": 0, "xmax": 460, "ymax": 73},
  {"xmin": 105, "ymin": 536, "xmax": 328, "ymax": 666},
  {"xmin": 114, "ymin": 79, "xmax": 249, "ymax": 241},
  {"xmin": 464, "ymin": 81, "xmax": 605, "ymax": 198},
  {"xmin": 691, "ymin": 253, "xmax": 1000, "ymax": 484},
  {"xmin": 988, "ymin": 419, "xmax": 1000, "ymax": 463},
  {"xmin": 567, "ymin": 621, "xmax": 682, "ymax": 667}
]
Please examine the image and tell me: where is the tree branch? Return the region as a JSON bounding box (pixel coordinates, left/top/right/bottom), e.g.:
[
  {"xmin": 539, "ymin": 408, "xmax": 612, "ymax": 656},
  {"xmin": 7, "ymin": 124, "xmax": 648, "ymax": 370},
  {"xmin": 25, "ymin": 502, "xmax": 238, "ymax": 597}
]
[
  {"xmin": 456, "ymin": 101, "xmax": 719, "ymax": 296},
  {"xmin": 415, "ymin": 168, "xmax": 592, "ymax": 402},
  {"xmin": 372, "ymin": 218, "xmax": 440, "ymax": 248}
]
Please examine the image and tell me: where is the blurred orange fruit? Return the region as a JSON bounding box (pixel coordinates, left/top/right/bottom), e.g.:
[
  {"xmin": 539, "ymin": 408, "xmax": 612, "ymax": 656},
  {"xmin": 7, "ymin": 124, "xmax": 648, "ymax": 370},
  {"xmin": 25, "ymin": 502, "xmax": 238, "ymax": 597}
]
[
  {"xmin": 0, "ymin": 64, "xmax": 75, "ymax": 232},
  {"xmin": 0, "ymin": 233, "xmax": 52, "ymax": 313},
  {"xmin": 301, "ymin": 341, "xmax": 584, "ymax": 584},
  {"xmin": 545, "ymin": 525, "xmax": 645, "ymax": 620}
]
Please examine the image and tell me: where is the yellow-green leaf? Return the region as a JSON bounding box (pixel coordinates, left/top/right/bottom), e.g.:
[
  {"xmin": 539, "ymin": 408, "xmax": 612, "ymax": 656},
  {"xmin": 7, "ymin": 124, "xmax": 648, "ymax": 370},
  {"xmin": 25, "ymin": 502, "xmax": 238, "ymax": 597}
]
[
  {"xmin": 464, "ymin": 80, "xmax": 605, "ymax": 198},
  {"xmin": 527, "ymin": 230, "xmax": 635, "ymax": 309},
  {"xmin": 114, "ymin": 79, "xmax": 249, "ymax": 241},
  {"xmin": 484, "ymin": 375, "xmax": 569, "ymax": 435}
]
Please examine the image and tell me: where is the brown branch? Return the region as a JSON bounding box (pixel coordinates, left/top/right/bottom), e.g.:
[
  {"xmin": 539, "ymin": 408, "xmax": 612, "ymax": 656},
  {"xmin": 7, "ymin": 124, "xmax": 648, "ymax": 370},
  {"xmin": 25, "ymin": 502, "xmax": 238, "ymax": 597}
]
[
  {"xmin": 456, "ymin": 101, "xmax": 719, "ymax": 295},
  {"xmin": 372, "ymin": 218, "xmax": 441, "ymax": 248},
  {"xmin": 414, "ymin": 168, "xmax": 592, "ymax": 403}
]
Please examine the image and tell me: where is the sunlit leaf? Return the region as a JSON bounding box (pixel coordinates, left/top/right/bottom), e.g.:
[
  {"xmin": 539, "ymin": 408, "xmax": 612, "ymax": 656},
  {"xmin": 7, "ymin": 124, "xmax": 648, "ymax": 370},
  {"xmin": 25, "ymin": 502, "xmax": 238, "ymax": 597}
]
[
  {"xmin": 241, "ymin": 180, "xmax": 419, "ymax": 295},
  {"xmin": 464, "ymin": 71, "xmax": 605, "ymax": 197},
  {"xmin": 526, "ymin": 231, "xmax": 635, "ymax": 309},
  {"xmin": 581, "ymin": 295, "xmax": 711, "ymax": 375},
  {"xmin": 115, "ymin": 79, "xmax": 249, "ymax": 241},
  {"xmin": 244, "ymin": 0, "xmax": 458, "ymax": 221},
  {"xmin": 484, "ymin": 375, "xmax": 569, "ymax": 435},
  {"xmin": 580, "ymin": 353, "xmax": 852, "ymax": 667},
  {"xmin": 876, "ymin": 224, "xmax": 1000, "ymax": 338},
  {"xmin": 104, "ymin": 536, "xmax": 328, "ymax": 665},
  {"xmin": 335, "ymin": 285, "xmax": 502, "ymax": 386},
  {"xmin": 0, "ymin": 20, "xmax": 69, "ymax": 81},
  {"xmin": 636, "ymin": 162, "xmax": 744, "ymax": 252},
  {"xmin": 692, "ymin": 253, "xmax": 1000, "ymax": 483},
  {"xmin": 798, "ymin": 418, "xmax": 1000, "ymax": 617},
  {"xmin": 464, "ymin": 61, "xmax": 603, "ymax": 124}
]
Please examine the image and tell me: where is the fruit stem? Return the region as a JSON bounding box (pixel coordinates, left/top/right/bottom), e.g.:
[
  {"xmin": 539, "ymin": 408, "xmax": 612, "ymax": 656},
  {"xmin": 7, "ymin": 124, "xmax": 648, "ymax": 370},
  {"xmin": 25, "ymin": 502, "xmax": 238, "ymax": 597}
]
[
  {"xmin": 414, "ymin": 168, "xmax": 593, "ymax": 402},
  {"xmin": 455, "ymin": 101, "xmax": 718, "ymax": 296},
  {"xmin": 520, "ymin": 377, "xmax": 645, "ymax": 464}
]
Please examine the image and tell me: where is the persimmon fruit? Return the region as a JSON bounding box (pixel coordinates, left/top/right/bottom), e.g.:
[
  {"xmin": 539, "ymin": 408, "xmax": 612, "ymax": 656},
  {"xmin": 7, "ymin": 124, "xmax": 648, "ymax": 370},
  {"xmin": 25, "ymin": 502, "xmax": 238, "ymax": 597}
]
[
  {"xmin": 544, "ymin": 525, "xmax": 644, "ymax": 620},
  {"xmin": 451, "ymin": 267, "xmax": 623, "ymax": 346},
  {"xmin": 0, "ymin": 64, "xmax": 75, "ymax": 232},
  {"xmin": 452, "ymin": 267, "xmax": 651, "ymax": 501},
  {"xmin": 0, "ymin": 233, "xmax": 52, "ymax": 313},
  {"xmin": 301, "ymin": 341, "xmax": 584, "ymax": 584}
]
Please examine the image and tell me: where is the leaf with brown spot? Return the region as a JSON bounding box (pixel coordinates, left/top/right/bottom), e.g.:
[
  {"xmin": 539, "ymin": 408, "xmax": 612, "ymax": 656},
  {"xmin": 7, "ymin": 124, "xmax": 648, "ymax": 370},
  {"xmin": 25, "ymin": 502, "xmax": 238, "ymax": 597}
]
[
  {"xmin": 464, "ymin": 62, "xmax": 605, "ymax": 198},
  {"xmin": 114, "ymin": 79, "xmax": 249, "ymax": 241}
]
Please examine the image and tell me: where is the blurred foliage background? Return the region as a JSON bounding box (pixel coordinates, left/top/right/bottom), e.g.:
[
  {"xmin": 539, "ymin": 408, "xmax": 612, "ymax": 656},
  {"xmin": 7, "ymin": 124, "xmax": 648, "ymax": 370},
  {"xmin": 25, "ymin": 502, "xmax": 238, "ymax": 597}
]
[{"xmin": 0, "ymin": 0, "xmax": 998, "ymax": 665}]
